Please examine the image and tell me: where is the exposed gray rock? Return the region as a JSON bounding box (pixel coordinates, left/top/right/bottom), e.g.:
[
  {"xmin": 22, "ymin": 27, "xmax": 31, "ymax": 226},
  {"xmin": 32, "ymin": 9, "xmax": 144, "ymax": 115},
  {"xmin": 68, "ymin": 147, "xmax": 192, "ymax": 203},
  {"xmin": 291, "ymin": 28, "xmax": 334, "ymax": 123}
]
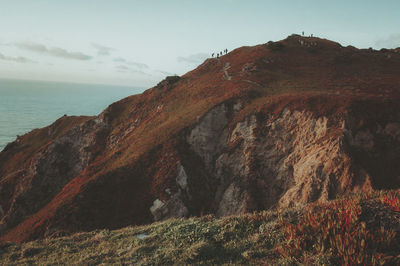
[
  {"xmin": 150, "ymin": 194, "xmax": 188, "ymax": 221},
  {"xmin": 216, "ymin": 182, "xmax": 246, "ymax": 217},
  {"xmin": 184, "ymin": 106, "xmax": 398, "ymax": 217},
  {"xmin": 149, "ymin": 162, "xmax": 192, "ymax": 221},
  {"xmin": 150, "ymin": 199, "xmax": 165, "ymax": 220},
  {"xmin": 176, "ymin": 162, "xmax": 188, "ymax": 191},
  {"xmin": 187, "ymin": 104, "xmax": 229, "ymax": 168}
]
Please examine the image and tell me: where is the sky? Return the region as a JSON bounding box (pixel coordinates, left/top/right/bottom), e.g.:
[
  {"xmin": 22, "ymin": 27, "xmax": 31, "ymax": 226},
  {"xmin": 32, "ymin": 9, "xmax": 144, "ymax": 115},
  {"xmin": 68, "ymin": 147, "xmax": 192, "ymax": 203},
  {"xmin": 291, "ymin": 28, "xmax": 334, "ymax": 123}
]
[{"xmin": 0, "ymin": 0, "xmax": 399, "ymax": 87}]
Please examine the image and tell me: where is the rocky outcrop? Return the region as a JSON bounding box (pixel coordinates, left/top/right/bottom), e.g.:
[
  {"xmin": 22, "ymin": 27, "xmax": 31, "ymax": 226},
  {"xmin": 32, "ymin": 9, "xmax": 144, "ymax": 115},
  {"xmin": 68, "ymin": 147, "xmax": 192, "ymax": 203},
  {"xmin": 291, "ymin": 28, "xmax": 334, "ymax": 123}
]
[
  {"xmin": 0, "ymin": 116, "xmax": 108, "ymax": 234},
  {"xmin": 149, "ymin": 162, "xmax": 190, "ymax": 221},
  {"xmin": 156, "ymin": 75, "xmax": 181, "ymax": 91},
  {"xmin": 185, "ymin": 105, "xmax": 399, "ymax": 216},
  {"xmin": 153, "ymin": 99, "xmax": 399, "ymax": 219},
  {"xmin": 187, "ymin": 104, "xmax": 230, "ymax": 168}
]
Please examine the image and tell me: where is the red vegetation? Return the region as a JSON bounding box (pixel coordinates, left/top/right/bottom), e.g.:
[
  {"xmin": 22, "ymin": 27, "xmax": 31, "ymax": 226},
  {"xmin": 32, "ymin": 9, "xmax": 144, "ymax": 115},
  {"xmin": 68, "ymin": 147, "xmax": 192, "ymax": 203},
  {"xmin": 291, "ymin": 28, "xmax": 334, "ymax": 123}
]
[
  {"xmin": 277, "ymin": 191, "xmax": 400, "ymax": 264},
  {"xmin": 380, "ymin": 194, "xmax": 400, "ymax": 212}
]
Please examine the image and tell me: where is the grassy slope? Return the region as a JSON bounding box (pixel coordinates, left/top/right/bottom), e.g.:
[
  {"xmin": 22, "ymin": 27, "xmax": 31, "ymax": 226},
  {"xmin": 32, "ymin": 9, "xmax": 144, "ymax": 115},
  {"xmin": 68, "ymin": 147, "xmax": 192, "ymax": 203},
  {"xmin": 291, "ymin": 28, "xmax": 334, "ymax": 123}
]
[{"xmin": 1, "ymin": 190, "xmax": 398, "ymax": 265}]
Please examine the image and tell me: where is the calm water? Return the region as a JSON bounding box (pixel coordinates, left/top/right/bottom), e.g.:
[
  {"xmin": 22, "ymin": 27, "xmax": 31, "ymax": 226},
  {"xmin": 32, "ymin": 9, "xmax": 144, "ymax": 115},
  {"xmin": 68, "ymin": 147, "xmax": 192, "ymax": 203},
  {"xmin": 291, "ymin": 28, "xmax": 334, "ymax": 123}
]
[{"xmin": 0, "ymin": 79, "xmax": 145, "ymax": 151}]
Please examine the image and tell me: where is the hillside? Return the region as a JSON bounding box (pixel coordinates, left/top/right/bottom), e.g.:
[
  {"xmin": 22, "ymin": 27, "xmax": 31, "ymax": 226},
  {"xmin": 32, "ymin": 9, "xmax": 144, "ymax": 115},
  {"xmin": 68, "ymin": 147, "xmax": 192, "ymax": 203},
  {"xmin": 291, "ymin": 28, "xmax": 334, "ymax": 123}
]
[
  {"xmin": 0, "ymin": 34, "xmax": 399, "ymax": 243},
  {"xmin": 0, "ymin": 191, "xmax": 399, "ymax": 265}
]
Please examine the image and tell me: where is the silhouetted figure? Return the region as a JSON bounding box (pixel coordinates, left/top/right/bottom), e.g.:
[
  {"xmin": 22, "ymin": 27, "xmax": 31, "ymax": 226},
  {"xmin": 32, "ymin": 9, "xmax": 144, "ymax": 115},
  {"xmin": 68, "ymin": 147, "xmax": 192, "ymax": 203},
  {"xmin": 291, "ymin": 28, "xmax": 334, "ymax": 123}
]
[
  {"xmin": 302, "ymin": 31, "xmax": 304, "ymax": 36},
  {"xmin": 212, "ymin": 53, "xmax": 214, "ymax": 58},
  {"xmin": 217, "ymin": 53, "xmax": 219, "ymax": 58}
]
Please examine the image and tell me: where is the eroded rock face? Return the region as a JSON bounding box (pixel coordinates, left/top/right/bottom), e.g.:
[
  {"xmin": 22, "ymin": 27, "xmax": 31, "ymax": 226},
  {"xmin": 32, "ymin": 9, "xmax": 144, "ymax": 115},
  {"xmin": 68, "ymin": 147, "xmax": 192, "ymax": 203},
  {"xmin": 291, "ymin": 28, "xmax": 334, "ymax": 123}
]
[
  {"xmin": 149, "ymin": 162, "xmax": 190, "ymax": 221},
  {"xmin": 176, "ymin": 162, "xmax": 189, "ymax": 192},
  {"xmin": 150, "ymin": 194, "xmax": 188, "ymax": 221},
  {"xmin": 216, "ymin": 182, "xmax": 247, "ymax": 217},
  {"xmin": 185, "ymin": 105, "xmax": 398, "ymax": 217},
  {"xmin": 187, "ymin": 104, "xmax": 229, "ymax": 168},
  {"xmin": 0, "ymin": 117, "xmax": 108, "ymax": 234},
  {"xmin": 343, "ymin": 119, "xmax": 400, "ymax": 189}
]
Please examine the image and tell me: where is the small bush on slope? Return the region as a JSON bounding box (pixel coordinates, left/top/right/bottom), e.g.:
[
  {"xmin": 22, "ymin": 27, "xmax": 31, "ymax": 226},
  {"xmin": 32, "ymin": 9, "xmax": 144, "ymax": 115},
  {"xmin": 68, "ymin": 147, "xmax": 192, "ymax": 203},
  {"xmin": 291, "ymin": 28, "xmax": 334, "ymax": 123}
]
[{"xmin": 277, "ymin": 190, "xmax": 400, "ymax": 265}]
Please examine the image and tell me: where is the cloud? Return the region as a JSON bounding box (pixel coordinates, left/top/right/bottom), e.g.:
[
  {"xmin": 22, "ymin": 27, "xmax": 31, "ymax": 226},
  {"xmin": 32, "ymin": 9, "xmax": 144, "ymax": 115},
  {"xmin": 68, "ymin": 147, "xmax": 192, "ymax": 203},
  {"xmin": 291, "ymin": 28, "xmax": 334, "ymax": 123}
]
[
  {"xmin": 113, "ymin": 57, "xmax": 148, "ymax": 69},
  {"xmin": 92, "ymin": 43, "xmax": 116, "ymax": 56},
  {"xmin": 0, "ymin": 52, "xmax": 36, "ymax": 63},
  {"xmin": 177, "ymin": 52, "xmax": 208, "ymax": 64},
  {"xmin": 115, "ymin": 65, "xmax": 151, "ymax": 76},
  {"xmin": 14, "ymin": 41, "xmax": 92, "ymax": 60},
  {"xmin": 155, "ymin": 69, "xmax": 174, "ymax": 76},
  {"xmin": 375, "ymin": 34, "xmax": 400, "ymax": 49},
  {"xmin": 116, "ymin": 65, "xmax": 130, "ymax": 71}
]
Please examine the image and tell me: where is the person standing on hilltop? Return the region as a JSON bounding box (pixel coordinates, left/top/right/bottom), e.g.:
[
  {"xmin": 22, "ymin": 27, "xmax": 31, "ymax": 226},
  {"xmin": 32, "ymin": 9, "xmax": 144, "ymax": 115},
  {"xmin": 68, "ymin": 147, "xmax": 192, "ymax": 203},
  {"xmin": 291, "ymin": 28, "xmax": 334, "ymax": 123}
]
[{"xmin": 212, "ymin": 53, "xmax": 214, "ymax": 58}]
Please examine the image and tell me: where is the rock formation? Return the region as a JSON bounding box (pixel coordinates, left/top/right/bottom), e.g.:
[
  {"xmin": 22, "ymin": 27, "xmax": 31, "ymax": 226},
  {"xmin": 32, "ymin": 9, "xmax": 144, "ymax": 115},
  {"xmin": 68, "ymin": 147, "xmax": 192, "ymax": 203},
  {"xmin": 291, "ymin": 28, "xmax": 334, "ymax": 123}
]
[{"xmin": 0, "ymin": 35, "xmax": 399, "ymax": 242}]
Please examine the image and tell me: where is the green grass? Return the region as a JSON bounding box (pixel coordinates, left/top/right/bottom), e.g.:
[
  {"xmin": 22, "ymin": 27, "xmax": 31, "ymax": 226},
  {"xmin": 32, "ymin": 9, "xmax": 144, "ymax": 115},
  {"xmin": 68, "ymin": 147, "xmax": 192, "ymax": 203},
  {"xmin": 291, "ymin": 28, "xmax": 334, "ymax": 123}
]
[{"xmin": 1, "ymin": 191, "xmax": 399, "ymax": 265}]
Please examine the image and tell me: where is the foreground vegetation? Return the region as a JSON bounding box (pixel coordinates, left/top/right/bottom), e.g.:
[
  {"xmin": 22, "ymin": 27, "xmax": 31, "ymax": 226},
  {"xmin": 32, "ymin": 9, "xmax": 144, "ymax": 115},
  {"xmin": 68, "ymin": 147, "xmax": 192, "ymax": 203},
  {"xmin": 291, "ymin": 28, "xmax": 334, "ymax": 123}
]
[{"xmin": 0, "ymin": 190, "xmax": 399, "ymax": 265}]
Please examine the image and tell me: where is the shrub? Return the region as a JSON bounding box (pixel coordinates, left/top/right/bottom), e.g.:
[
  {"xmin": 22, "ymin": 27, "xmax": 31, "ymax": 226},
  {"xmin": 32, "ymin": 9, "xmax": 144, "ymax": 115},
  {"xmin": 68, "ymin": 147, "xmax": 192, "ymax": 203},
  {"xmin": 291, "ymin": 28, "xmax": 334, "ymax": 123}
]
[
  {"xmin": 277, "ymin": 193, "xmax": 399, "ymax": 265},
  {"xmin": 379, "ymin": 192, "xmax": 400, "ymax": 212},
  {"xmin": 267, "ymin": 41, "xmax": 285, "ymax": 51}
]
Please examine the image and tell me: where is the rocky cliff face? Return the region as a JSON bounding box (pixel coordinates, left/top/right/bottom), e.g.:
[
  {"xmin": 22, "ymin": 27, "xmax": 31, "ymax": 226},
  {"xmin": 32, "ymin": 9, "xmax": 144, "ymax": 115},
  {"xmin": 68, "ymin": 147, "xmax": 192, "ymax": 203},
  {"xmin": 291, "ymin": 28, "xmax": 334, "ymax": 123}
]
[
  {"xmin": 0, "ymin": 115, "xmax": 108, "ymax": 233},
  {"xmin": 150, "ymin": 98, "xmax": 398, "ymax": 220},
  {"xmin": 0, "ymin": 35, "xmax": 399, "ymax": 242}
]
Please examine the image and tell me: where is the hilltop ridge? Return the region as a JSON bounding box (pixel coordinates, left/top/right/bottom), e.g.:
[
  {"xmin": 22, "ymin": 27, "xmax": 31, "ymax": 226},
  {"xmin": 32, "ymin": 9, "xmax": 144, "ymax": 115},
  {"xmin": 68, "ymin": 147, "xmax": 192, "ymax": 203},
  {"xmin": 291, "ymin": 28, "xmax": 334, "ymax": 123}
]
[{"xmin": 0, "ymin": 35, "xmax": 399, "ymax": 242}]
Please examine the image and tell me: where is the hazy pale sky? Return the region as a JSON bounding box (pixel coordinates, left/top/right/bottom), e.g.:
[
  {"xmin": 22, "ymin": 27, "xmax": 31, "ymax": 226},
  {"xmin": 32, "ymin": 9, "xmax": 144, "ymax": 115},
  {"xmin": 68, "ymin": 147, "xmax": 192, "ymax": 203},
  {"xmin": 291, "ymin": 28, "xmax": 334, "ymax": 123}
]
[{"xmin": 0, "ymin": 0, "xmax": 399, "ymax": 87}]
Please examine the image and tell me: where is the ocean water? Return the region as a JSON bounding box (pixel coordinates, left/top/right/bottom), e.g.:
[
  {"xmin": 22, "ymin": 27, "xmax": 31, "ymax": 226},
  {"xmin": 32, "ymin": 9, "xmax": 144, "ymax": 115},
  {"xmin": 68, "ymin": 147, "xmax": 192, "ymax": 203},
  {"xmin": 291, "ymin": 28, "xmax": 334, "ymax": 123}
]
[{"xmin": 0, "ymin": 79, "xmax": 145, "ymax": 151}]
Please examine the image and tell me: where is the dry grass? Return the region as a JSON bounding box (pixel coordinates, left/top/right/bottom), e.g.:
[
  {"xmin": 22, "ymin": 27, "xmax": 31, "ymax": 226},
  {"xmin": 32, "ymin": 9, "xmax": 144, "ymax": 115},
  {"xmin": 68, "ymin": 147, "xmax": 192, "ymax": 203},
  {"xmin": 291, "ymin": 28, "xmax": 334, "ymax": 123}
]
[{"xmin": 1, "ymin": 190, "xmax": 399, "ymax": 265}]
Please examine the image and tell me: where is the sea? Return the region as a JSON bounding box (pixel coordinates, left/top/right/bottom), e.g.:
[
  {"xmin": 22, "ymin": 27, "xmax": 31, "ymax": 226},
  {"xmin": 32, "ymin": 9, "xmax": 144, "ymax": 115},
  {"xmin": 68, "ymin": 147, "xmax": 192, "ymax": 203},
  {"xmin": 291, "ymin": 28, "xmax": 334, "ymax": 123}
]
[{"xmin": 0, "ymin": 79, "xmax": 145, "ymax": 151}]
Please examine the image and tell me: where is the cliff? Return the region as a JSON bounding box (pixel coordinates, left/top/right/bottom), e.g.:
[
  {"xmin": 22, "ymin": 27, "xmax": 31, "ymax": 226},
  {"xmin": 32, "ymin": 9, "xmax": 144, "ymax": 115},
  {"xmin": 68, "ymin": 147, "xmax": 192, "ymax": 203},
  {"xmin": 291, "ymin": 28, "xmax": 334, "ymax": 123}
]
[{"xmin": 0, "ymin": 35, "xmax": 399, "ymax": 242}]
